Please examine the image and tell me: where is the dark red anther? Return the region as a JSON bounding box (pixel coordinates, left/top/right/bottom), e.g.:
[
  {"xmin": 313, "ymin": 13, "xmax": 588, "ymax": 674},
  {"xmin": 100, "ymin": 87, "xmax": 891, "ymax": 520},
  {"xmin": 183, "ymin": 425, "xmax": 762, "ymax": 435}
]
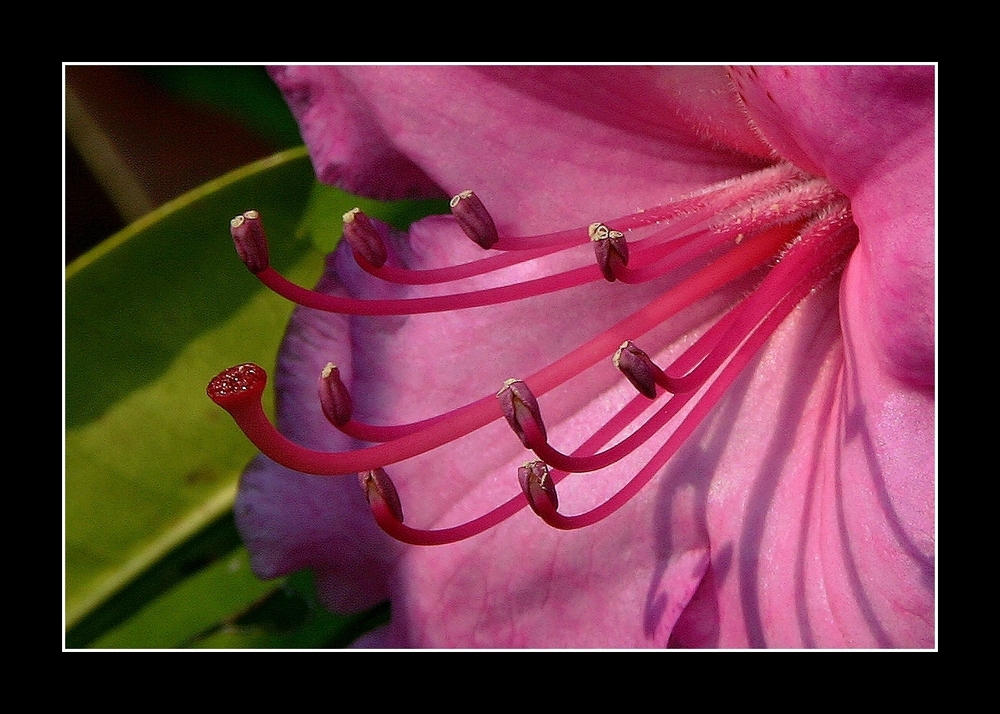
[
  {"xmin": 230, "ymin": 210, "xmax": 270, "ymax": 273},
  {"xmin": 318, "ymin": 363, "xmax": 353, "ymax": 427},
  {"xmin": 207, "ymin": 362, "xmax": 268, "ymax": 409},
  {"xmin": 613, "ymin": 341, "xmax": 660, "ymax": 399},
  {"xmin": 360, "ymin": 468, "xmax": 404, "ymax": 523},
  {"xmin": 450, "ymin": 190, "xmax": 499, "ymax": 249},
  {"xmin": 497, "ymin": 379, "xmax": 546, "ymax": 448},
  {"xmin": 342, "ymin": 208, "xmax": 388, "ymax": 268},
  {"xmin": 589, "ymin": 222, "xmax": 628, "ymax": 282},
  {"xmin": 518, "ymin": 460, "xmax": 559, "ymax": 515}
]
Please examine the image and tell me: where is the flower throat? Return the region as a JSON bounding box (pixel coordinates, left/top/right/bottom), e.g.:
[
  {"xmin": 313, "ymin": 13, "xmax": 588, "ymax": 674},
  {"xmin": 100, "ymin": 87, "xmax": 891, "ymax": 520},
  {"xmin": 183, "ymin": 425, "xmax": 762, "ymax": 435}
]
[{"xmin": 208, "ymin": 163, "xmax": 857, "ymax": 545}]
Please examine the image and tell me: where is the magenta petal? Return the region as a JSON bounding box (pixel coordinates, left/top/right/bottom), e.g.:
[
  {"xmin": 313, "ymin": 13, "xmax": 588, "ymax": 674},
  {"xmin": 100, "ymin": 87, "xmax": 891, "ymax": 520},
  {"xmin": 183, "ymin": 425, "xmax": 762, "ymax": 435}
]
[
  {"xmin": 234, "ymin": 263, "xmax": 395, "ymax": 612},
  {"xmin": 731, "ymin": 65, "xmax": 935, "ymax": 387},
  {"xmin": 275, "ymin": 66, "xmax": 773, "ymax": 233},
  {"xmin": 235, "ymin": 65, "xmax": 935, "ymax": 648},
  {"xmin": 698, "ymin": 65, "xmax": 935, "ymax": 646},
  {"xmin": 268, "ymin": 66, "xmax": 445, "ymax": 200}
]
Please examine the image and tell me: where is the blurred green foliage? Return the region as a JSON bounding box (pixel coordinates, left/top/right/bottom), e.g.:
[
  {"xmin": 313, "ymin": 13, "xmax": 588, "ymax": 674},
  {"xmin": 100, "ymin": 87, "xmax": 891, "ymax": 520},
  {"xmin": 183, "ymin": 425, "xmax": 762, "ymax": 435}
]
[{"xmin": 65, "ymin": 140, "xmax": 445, "ymax": 648}]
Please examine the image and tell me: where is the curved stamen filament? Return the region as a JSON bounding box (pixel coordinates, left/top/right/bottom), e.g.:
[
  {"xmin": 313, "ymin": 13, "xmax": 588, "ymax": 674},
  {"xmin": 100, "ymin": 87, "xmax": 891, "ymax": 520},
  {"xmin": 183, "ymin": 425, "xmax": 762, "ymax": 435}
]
[
  {"xmin": 212, "ymin": 224, "xmax": 795, "ymax": 475},
  {"xmin": 354, "ymin": 213, "xmax": 749, "ymax": 295},
  {"xmin": 530, "ymin": 223, "xmax": 858, "ymax": 529},
  {"xmin": 373, "ymin": 205, "xmax": 852, "ymax": 542},
  {"xmin": 237, "ymin": 165, "xmax": 825, "ymax": 318},
  {"xmin": 491, "ymin": 163, "xmax": 805, "ymax": 250},
  {"xmin": 365, "ymin": 378, "xmax": 660, "ymax": 545},
  {"xmin": 353, "ymin": 243, "xmax": 568, "ymax": 285},
  {"xmin": 367, "ymin": 489, "xmax": 527, "ymax": 546},
  {"xmin": 254, "ymin": 262, "xmax": 612, "ymax": 315},
  {"xmin": 256, "ymin": 192, "xmax": 800, "ymax": 315},
  {"xmin": 214, "ymin": 160, "xmax": 861, "ymax": 544},
  {"xmin": 343, "ymin": 165, "xmax": 816, "ymax": 291},
  {"xmin": 255, "ymin": 215, "xmax": 761, "ymax": 315},
  {"xmin": 519, "ymin": 387, "xmax": 695, "ymax": 473},
  {"xmin": 515, "ymin": 203, "xmax": 854, "ymax": 472},
  {"xmin": 610, "ymin": 179, "xmax": 841, "ymax": 285}
]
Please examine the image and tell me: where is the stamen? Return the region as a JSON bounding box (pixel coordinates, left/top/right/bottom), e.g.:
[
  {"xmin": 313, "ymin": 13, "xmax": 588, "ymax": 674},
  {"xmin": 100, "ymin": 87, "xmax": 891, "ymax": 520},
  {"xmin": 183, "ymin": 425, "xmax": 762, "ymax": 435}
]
[
  {"xmin": 230, "ymin": 210, "xmax": 269, "ymax": 273},
  {"xmin": 514, "ymin": 362, "xmax": 699, "ymax": 474},
  {"xmin": 362, "ymin": 479, "xmax": 530, "ymax": 546},
  {"xmin": 210, "ymin": 217, "xmax": 799, "ymax": 477},
  {"xmin": 359, "ymin": 468, "xmax": 404, "ymax": 522},
  {"xmin": 497, "ymin": 378, "xmax": 547, "ymax": 447},
  {"xmin": 228, "ymin": 208, "xmax": 602, "ymax": 314},
  {"xmin": 610, "ymin": 228, "xmax": 717, "ymax": 286},
  {"xmin": 234, "ymin": 169, "xmax": 826, "ymax": 316},
  {"xmin": 361, "ymin": 393, "xmax": 662, "ymax": 546},
  {"xmin": 211, "ymin": 162, "xmax": 859, "ymax": 543},
  {"xmin": 589, "ymin": 222, "xmax": 628, "ymax": 282},
  {"xmin": 342, "ymin": 208, "xmax": 388, "ymax": 268},
  {"xmin": 318, "ymin": 363, "xmax": 353, "ymax": 427},
  {"xmin": 613, "ymin": 341, "xmax": 659, "ymax": 399},
  {"xmin": 492, "ymin": 162, "xmax": 806, "ymax": 251},
  {"xmin": 518, "ymin": 460, "xmax": 559, "ymax": 514},
  {"xmin": 524, "ymin": 219, "xmax": 858, "ymax": 530},
  {"xmin": 254, "ymin": 260, "xmax": 603, "ymax": 315},
  {"xmin": 321, "ymin": 365, "xmax": 451, "ymax": 442},
  {"xmin": 353, "ymin": 243, "xmax": 564, "ymax": 286},
  {"xmin": 450, "ymin": 190, "xmax": 499, "ymax": 249}
]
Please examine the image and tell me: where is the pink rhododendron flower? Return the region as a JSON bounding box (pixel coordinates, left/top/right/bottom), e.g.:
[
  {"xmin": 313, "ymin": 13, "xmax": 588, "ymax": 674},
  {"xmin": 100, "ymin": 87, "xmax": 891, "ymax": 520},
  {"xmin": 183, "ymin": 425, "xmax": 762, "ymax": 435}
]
[{"xmin": 211, "ymin": 66, "xmax": 935, "ymax": 648}]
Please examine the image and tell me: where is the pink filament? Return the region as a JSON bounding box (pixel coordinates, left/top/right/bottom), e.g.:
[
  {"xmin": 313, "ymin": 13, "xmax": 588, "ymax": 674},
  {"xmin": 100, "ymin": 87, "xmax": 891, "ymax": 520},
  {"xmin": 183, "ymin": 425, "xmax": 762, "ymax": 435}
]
[
  {"xmin": 534, "ymin": 223, "xmax": 858, "ymax": 529},
  {"xmin": 253, "ymin": 163, "xmax": 814, "ymax": 311},
  {"xmin": 212, "ymin": 162, "xmax": 860, "ymax": 544},
  {"xmin": 518, "ymin": 204, "xmax": 853, "ymax": 473},
  {"xmin": 216, "ymin": 224, "xmax": 794, "ymax": 476},
  {"xmin": 366, "ymin": 212, "xmax": 855, "ymax": 541},
  {"xmin": 369, "ymin": 372, "xmax": 665, "ymax": 545},
  {"xmin": 493, "ymin": 162, "xmax": 804, "ymax": 251},
  {"xmin": 354, "ymin": 244, "xmax": 567, "ymax": 285}
]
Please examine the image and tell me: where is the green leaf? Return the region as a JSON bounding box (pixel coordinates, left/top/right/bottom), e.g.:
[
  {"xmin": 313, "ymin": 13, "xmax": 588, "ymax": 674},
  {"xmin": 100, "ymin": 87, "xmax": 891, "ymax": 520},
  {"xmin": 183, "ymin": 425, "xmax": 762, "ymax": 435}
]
[
  {"xmin": 90, "ymin": 537, "xmax": 389, "ymax": 649},
  {"xmin": 66, "ymin": 146, "xmax": 316, "ymax": 643},
  {"xmin": 65, "ymin": 147, "xmax": 442, "ymax": 647}
]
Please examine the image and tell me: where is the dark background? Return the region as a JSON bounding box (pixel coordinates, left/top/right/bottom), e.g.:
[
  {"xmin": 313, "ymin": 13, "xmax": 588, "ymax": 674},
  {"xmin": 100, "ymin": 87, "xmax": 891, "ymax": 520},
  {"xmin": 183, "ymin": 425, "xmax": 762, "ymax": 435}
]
[{"xmin": 65, "ymin": 65, "xmax": 303, "ymax": 264}]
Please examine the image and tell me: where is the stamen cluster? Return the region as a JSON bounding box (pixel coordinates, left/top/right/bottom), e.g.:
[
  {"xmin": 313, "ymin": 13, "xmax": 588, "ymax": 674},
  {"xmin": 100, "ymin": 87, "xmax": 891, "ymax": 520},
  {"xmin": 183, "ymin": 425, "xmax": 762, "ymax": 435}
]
[{"xmin": 208, "ymin": 165, "xmax": 857, "ymax": 545}]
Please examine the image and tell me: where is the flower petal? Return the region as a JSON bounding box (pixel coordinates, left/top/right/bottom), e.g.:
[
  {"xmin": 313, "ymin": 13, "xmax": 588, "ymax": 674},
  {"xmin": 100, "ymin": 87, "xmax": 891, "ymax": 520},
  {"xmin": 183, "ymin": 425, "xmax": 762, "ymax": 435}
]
[
  {"xmin": 239, "ymin": 65, "xmax": 935, "ymax": 647},
  {"xmin": 671, "ymin": 65, "xmax": 935, "ymax": 647},
  {"xmin": 730, "ymin": 65, "xmax": 935, "ymax": 386},
  {"xmin": 234, "ymin": 263, "xmax": 395, "ymax": 613},
  {"xmin": 269, "ymin": 66, "xmax": 444, "ymax": 200},
  {"xmin": 273, "ymin": 66, "xmax": 773, "ymax": 232}
]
